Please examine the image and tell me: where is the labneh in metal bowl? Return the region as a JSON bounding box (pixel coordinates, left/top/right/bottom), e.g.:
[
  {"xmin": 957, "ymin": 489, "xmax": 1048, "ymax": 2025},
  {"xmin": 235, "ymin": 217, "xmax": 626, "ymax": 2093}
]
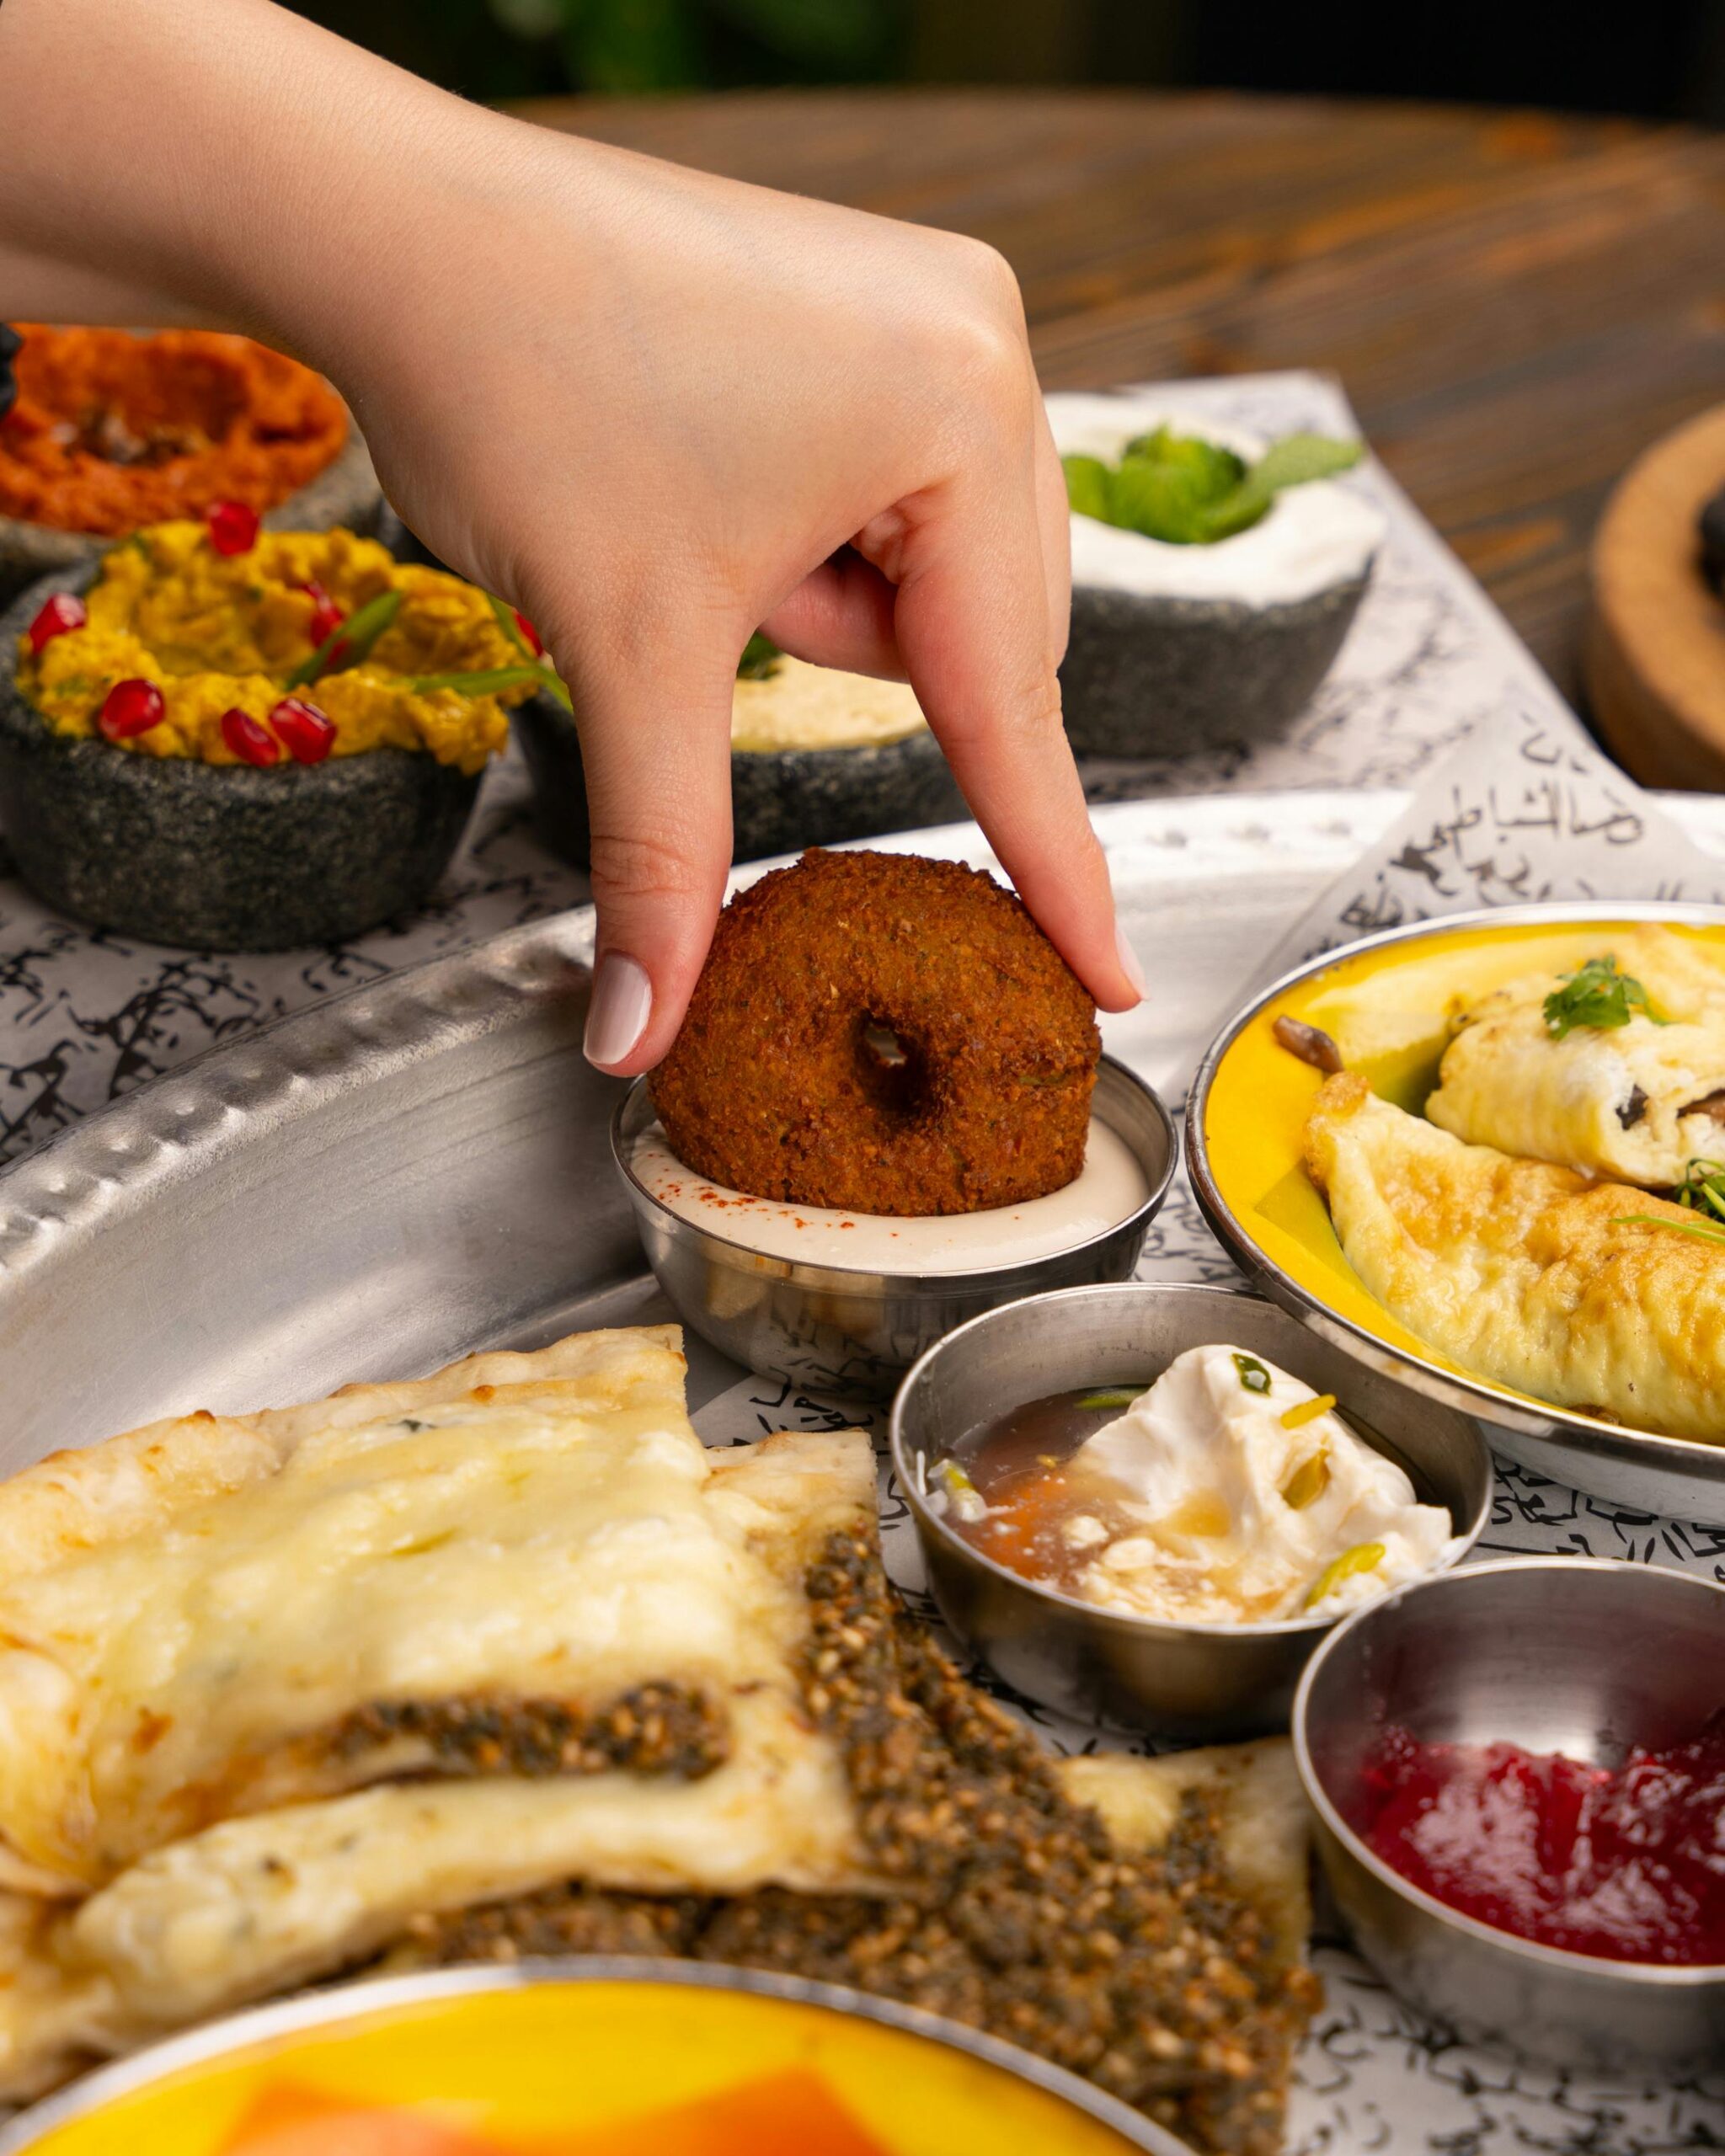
[
  {"xmin": 889, "ymin": 1280, "xmax": 1491, "ymax": 1740},
  {"xmin": 0, "ymin": 563, "xmax": 483, "ymax": 950},
  {"xmin": 1294, "ymin": 1557, "xmax": 1725, "ymax": 2075},
  {"xmin": 0, "ymin": 1961, "xmax": 1181, "ymax": 2154},
  {"xmin": 1188, "ymin": 901, "xmax": 1725, "ymax": 1527},
  {"xmin": 611, "ymin": 1056, "xmax": 1176, "ymax": 1402}
]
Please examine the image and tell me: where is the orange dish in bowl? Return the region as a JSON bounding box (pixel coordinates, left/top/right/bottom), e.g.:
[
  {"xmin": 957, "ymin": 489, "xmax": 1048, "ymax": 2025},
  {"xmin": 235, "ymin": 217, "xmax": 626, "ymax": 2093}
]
[
  {"xmin": 0, "ymin": 1967, "xmax": 1178, "ymax": 2156},
  {"xmin": 1, "ymin": 326, "xmax": 346, "ymax": 536}
]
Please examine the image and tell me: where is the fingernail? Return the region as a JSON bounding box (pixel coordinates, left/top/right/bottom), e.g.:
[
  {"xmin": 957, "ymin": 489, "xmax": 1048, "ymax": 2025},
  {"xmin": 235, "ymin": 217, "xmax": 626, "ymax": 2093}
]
[
  {"xmin": 1114, "ymin": 921, "xmax": 1147, "ymax": 1003},
  {"xmin": 584, "ymin": 953, "xmax": 653, "ymax": 1068}
]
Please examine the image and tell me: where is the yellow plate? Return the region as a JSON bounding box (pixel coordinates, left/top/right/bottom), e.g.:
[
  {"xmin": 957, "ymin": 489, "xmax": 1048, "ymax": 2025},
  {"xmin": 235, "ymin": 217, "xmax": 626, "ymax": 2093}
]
[
  {"xmin": 1188, "ymin": 905, "xmax": 1725, "ymax": 1510},
  {"xmin": 1, "ymin": 1967, "xmax": 1172, "ymax": 2156}
]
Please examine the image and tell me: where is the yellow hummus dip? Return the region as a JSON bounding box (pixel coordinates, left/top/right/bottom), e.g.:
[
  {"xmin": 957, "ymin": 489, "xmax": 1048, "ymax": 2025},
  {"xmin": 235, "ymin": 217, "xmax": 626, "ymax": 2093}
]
[
  {"xmin": 18, "ymin": 524, "xmax": 535, "ymax": 773},
  {"xmin": 731, "ymin": 653, "xmax": 926, "ymax": 755}
]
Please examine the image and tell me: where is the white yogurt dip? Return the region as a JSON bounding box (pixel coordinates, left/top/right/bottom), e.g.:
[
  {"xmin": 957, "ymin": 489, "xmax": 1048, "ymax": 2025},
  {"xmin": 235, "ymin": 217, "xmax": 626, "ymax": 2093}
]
[
  {"xmin": 1065, "ymin": 1345, "xmax": 1463, "ymax": 1623},
  {"xmin": 1045, "ymin": 389, "xmax": 1385, "ymax": 607},
  {"xmin": 629, "ymin": 1115, "xmax": 1150, "ymax": 1274}
]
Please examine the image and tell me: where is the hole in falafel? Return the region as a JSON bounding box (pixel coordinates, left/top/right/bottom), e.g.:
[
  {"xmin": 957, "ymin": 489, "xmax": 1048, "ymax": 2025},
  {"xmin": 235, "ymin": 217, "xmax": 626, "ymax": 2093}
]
[{"xmin": 856, "ymin": 1017, "xmax": 925, "ymax": 1119}]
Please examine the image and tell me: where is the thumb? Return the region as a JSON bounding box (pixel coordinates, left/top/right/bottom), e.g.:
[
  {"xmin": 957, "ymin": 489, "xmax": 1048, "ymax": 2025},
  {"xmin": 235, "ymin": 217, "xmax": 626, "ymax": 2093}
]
[{"xmin": 572, "ymin": 643, "xmax": 738, "ymax": 1075}]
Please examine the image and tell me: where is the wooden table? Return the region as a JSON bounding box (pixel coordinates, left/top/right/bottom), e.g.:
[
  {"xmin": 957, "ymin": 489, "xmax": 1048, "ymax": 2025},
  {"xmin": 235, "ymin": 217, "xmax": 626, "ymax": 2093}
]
[{"xmin": 522, "ymin": 89, "xmax": 1725, "ymax": 750}]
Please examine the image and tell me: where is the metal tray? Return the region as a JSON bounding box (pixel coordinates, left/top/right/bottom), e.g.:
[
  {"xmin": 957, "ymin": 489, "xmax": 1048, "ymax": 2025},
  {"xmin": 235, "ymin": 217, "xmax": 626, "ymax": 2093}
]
[
  {"xmin": 0, "ymin": 792, "xmax": 1719, "ymax": 2156},
  {"xmin": 4, "ymin": 788, "xmax": 1725, "ymax": 1481}
]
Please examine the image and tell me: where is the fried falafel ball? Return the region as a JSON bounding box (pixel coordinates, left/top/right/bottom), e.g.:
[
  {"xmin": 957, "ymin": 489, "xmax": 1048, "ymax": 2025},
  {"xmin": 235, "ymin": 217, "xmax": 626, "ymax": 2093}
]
[{"xmin": 650, "ymin": 848, "xmax": 1101, "ymax": 1215}]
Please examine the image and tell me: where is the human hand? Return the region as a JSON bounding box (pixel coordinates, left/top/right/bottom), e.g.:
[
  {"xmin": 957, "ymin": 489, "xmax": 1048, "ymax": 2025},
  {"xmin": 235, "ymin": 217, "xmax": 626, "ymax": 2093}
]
[{"xmin": 0, "ymin": 0, "xmax": 1144, "ymax": 1073}]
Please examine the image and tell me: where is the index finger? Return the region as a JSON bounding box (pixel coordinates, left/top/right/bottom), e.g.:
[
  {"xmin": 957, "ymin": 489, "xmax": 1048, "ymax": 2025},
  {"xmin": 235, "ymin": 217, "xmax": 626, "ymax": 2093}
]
[{"xmin": 888, "ymin": 403, "xmax": 1141, "ymax": 1013}]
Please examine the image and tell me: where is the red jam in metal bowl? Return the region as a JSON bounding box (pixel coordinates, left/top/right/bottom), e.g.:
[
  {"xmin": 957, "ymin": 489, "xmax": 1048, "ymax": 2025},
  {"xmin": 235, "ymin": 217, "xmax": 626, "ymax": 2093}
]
[{"xmin": 1354, "ymin": 1723, "xmax": 1725, "ymax": 1965}]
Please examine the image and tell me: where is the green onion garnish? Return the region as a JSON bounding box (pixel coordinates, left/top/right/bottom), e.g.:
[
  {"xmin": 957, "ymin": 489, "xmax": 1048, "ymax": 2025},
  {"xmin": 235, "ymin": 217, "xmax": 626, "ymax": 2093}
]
[
  {"xmin": 1675, "ymin": 1159, "xmax": 1725, "ymax": 1220},
  {"xmin": 1233, "ymin": 1353, "xmax": 1272, "ymax": 1396},
  {"xmin": 1611, "ymin": 1212, "xmax": 1725, "ymax": 1247},
  {"xmin": 405, "ymin": 664, "xmax": 574, "ymax": 713},
  {"xmin": 285, "ymin": 588, "xmax": 402, "ymax": 690},
  {"xmin": 1076, "ymin": 1388, "xmax": 1146, "ymax": 1411},
  {"xmin": 488, "ymin": 592, "xmax": 540, "ymax": 660}
]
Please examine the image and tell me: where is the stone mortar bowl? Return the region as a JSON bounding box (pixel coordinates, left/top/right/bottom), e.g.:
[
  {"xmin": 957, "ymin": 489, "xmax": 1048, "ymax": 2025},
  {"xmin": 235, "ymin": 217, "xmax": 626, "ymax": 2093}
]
[
  {"xmin": 1060, "ymin": 573, "xmax": 1371, "ymax": 759},
  {"xmin": 0, "ymin": 561, "xmax": 481, "ymax": 952},
  {"xmin": 514, "ymin": 691, "xmax": 963, "ymax": 868}
]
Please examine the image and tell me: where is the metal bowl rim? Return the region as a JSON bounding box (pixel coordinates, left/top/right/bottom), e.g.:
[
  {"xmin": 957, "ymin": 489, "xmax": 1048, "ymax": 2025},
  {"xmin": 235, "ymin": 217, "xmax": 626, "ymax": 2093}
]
[
  {"xmin": 0, "ymin": 1956, "xmax": 1179, "ymax": 2155},
  {"xmin": 1185, "ymin": 899, "xmax": 1725, "ymax": 1485},
  {"xmin": 609, "ymin": 1054, "xmax": 1177, "ymax": 1291},
  {"xmin": 886, "ymin": 1278, "xmax": 1493, "ymax": 1642},
  {"xmin": 1290, "ymin": 1553, "xmax": 1725, "ymax": 1986}
]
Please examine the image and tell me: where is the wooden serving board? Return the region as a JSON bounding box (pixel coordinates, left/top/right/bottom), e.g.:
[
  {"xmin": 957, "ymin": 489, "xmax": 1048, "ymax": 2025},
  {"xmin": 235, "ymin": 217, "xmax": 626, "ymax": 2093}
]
[{"xmin": 1587, "ymin": 402, "xmax": 1725, "ymax": 790}]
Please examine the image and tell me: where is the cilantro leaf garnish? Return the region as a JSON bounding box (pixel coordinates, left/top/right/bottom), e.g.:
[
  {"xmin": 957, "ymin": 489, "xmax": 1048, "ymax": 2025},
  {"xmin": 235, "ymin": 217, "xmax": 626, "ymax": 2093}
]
[
  {"xmin": 1542, "ymin": 955, "xmax": 1659, "ymax": 1039},
  {"xmin": 1063, "ymin": 428, "xmax": 1361, "ymax": 546}
]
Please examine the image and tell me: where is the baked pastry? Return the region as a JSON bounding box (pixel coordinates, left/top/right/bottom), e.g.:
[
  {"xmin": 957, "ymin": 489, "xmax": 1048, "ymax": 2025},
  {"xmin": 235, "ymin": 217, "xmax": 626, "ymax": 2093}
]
[
  {"xmin": 1306, "ymin": 1071, "xmax": 1725, "ymax": 1441},
  {"xmin": 1424, "ymin": 926, "xmax": 1725, "ymax": 1187}
]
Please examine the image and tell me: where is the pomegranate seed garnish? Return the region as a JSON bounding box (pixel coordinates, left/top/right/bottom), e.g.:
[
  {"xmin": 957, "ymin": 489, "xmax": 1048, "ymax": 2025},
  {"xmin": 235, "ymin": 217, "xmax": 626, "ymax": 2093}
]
[
  {"xmin": 206, "ymin": 500, "xmax": 259, "ymax": 556},
  {"xmin": 98, "ymin": 677, "xmax": 165, "ymax": 741},
  {"xmin": 512, "ymin": 609, "xmax": 544, "ymax": 658},
  {"xmin": 298, "ymin": 581, "xmax": 345, "ymax": 648},
  {"xmin": 26, "ymin": 591, "xmax": 86, "ymax": 655},
  {"xmin": 220, "ymin": 707, "xmax": 279, "ymax": 766},
  {"xmin": 268, "ymin": 696, "xmax": 335, "ymax": 765}
]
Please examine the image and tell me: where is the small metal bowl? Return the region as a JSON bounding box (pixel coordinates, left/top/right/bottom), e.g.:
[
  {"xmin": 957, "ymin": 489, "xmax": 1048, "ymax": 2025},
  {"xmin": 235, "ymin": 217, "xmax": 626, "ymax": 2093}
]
[
  {"xmin": 889, "ymin": 1280, "xmax": 1492, "ymax": 1739},
  {"xmin": 611, "ymin": 1056, "xmax": 1176, "ymax": 1402},
  {"xmin": 1294, "ymin": 1556, "xmax": 1725, "ymax": 2075}
]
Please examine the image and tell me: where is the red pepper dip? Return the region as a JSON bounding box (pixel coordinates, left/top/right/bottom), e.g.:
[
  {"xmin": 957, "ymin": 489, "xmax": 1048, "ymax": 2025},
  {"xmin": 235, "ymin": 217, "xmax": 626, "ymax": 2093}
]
[
  {"xmin": 0, "ymin": 325, "xmax": 346, "ymax": 536},
  {"xmin": 1354, "ymin": 1722, "xmax": 1725, "ymax": 1965}
]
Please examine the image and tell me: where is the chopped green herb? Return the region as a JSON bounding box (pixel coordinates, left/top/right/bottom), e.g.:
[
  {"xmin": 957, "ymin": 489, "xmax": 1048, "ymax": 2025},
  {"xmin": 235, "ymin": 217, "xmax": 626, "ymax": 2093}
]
[
  {"xmin": 1232, "ymin": 1353, "xmax": 1273, "ymax": 1396},
  {"xmin": 1541, "ymin": 954, "xmax": 1660, "ymax": 1039},
  {"xmin": 737, "ymin": 631, "xmax": 782, "ymax": 680},
  {"xmin": 1205, "ymin": 433, "xmax": 1363, "ymax": 537},
  {"xmin": 1075, "ymin": 1387, "xmax": 1147, "ymax": 1411},
  {"xmin": 1675, "ymin": 1159, "xmax": 1725, "ymax": 1220},
  {"xmin": 1122, "ymin": 425, "xmax": 1245, "ymax": 495},
  {"xmin": 285, "ymin": 588, "xmax": 402, "ymax": 690},
  {"xmin": 1060, "ymin": 453, "xmax": 1111, "ymax": 523},
  {"xmin": 1064, "ymin": 426, "xmax": 1361, "ymax": 546},
  {"xmin": 1611, "ymin": 1211, "xmax": 1725, "ymax": 1247}
]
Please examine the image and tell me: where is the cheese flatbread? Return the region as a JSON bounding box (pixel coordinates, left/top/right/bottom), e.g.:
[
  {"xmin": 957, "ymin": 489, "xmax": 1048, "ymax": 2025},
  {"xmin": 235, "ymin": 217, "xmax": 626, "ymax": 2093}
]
[{"xmin": 0, "ymin": 1327, "xmax": 1314, "ymax": 2156}]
